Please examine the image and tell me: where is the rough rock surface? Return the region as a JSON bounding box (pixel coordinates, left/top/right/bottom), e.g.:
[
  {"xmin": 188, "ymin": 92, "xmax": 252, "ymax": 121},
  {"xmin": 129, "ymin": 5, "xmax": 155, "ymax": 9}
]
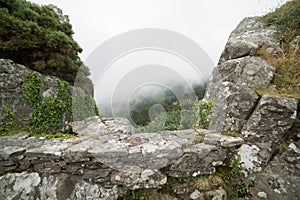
[
  {"xmin": 0, "ymin": 59, "xmax": 33, "ymax": 125},
  {"xmin": 242, "ymin": 95, "xmax": 298, "ymax": 144},
  {"xmin": 0, "ymin": 59, "xmax": 94, "ymax": 130},
  {"xmin": 250, "ymin": 143, "xmax": 300, "ymax": 200},
  {"xmin": 0, "ymin": 59, "xmax": 61, "ymax": 126},
  {"xmin": 0, "ymin": 126, "xmax": 244, "ymax": 200},
  {"xmin": 204, "ymin": 16, "xmax": 299, "ymax": 199},
  {"xmin": 219, "ymin": 17, "xmax": 279, "ymax": 63},
  {"xmin": 238, "ymin": 95, "xmax": 298, "ymax": 174},
  {"xmin": 70, "ymin": 116, "xmax": 136, "ymax": 136},
  {"xmin": 204, "ymin": 17, "xmax": 277, "ymax": 133}
]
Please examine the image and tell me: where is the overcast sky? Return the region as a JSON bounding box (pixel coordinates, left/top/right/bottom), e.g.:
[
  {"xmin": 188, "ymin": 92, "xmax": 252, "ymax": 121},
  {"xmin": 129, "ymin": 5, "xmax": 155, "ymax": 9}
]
[{"xmin": 30, "ymin": 0, "xmax": 286, "ymax": 64}]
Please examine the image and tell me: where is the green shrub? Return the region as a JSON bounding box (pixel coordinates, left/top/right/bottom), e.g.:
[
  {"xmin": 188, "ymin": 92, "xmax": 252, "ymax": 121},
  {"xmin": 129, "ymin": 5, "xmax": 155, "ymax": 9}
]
[
  {"xmin": 262, "ymin": 0, "xmax": 300, "ymax": 44},
  {"xmin": 0, "ymin": 0, "xmax": 89, "ymax": 84},
  {"xmin": 192, "ymin": 100, "xmax": 213, "ymax": 129},
  {"xmin": 0, "ymin": 105, "xmax": 17, "ymax": 135},
  {"xmin": 118, "ymin": 189, "xmax": 150, "ymax": 200}
]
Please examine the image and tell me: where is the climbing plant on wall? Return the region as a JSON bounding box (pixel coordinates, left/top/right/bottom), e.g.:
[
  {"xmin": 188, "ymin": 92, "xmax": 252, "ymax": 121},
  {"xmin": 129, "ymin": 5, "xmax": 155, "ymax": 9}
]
[{"xmin": 22, "ymin": 72, "xmax": 71, "ymax": 134}]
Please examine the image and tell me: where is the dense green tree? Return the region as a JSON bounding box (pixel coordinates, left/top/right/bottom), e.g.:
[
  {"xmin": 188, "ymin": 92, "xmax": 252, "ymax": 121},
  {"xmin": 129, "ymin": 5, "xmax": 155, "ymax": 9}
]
[
  {"xmin": 0, "ymin": 0, "xmax": 89, "ymax": 84},
  {"xmin": 130, "ymin": 82, "xmax": 207, "ymax": 130}
]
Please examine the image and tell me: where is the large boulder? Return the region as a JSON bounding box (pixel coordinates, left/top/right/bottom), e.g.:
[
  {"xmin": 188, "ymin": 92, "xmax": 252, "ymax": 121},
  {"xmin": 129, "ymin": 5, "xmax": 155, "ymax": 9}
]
[
  {"xmin": 237, "ymin": 95, "xmax": 298, "ymax": 175},
  {"xmin": 0, "ymin": 59, "xmax": 96, "ymax": 131},
  {"xmin": 219, "ymin": 17, "xmax": 279, "ymax": 64},
  {"xmin": 0, "ymin": 59, "xmax": 33, "ymax": 125},
  {"xmin": 249, "ymin": 143, "xmax": 300, "ymax": 200},
  {"xmin": 205, "ymin": 56, "xmax": 275, "ymax": 132},
  {"xmin": 242, "ymin": 95, "xmax": 298, "ymax": 144},
  {"xmin": 204, "ymin": 18, "xmax": 278, "ymax": 133},
  {"xmin": 204, "ymin": 16, "xmax": 299, "ymax": 199}
]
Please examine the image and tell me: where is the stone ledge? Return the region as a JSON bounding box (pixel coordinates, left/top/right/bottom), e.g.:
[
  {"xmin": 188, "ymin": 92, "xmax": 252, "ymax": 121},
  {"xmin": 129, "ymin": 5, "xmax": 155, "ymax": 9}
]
[{"xmin": 0, "ymin": 129, "xmax": 243, "ymax": 199}]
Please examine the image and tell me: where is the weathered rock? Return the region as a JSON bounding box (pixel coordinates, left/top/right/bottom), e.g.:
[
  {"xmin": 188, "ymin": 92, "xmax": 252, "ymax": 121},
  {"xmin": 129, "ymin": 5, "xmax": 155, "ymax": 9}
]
[
  {"xmin": 0, "ymin": 172, "xmax": 41, "ymax": 200},
  {"xmin": 238, "ymin": 144, "xmax": 264, "ymax": 173},
  {"xmin": 0, "ymin": 59, "xmax": 33, "ymax": 125},
  {"xmin": 103, "ymin": 117, "xmax": 136, "ymax": 135},
  {"xmin": 242, "ymin": 95, "xmax": 298, "ymax": 144},
  {"xmin": 206, "ymin": 81, "xmax": 259, "ymax": 132},
  {"xmin": 0, "ymin": 59, "xmax": 96, "ymax": 131},
  {"xmin": 237, "ymin": 92, "xmax": 298, "ymax": 177},
  {"xmin": 249, "ymin": 143, "xmax": 300, "ymax": 200},
  {"xmin": 70, "ymin": 116, "xmax": 136, "ymax": 136},
  {"xmin": 0, "ymin": 59, "xmax": 61, "ymax": 126},
  {"xmin": 204, "ymin": 17, "xmax": 278, "ymax": 133},
  {"xmin": 48, "ymin": 4, "xmax": 70, "ymax": 23},
  {"xmin": 219, "ymin": 17, "xmax": 279, "ymax": 63},
  {"xmin": 204, "ymin": 15, "xmax": 299, "ymax": 199},
  {"xmin": 0, "ymin": 128, "xmax": 243, "ymax": 199},
  {"xmin": 209, "ymin": 56, "xmax": 275, "ymax": 88}
]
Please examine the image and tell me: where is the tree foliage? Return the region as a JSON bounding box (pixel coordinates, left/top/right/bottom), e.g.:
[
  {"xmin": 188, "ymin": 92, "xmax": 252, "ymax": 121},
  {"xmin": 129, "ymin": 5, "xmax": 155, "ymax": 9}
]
[
  {"xmin": 0, "ymin": 0, "xmax": 88, "ymax": 83},
  {"xmin": 130, "ymin": 83, "xmax": 208, "ymax": 131}
]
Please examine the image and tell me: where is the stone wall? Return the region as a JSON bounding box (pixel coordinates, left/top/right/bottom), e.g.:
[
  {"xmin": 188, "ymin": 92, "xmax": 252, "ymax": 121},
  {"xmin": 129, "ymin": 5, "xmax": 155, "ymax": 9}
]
[{"xmin": 0, "ymin": 118, "xmax": 244, "ymax": 200}]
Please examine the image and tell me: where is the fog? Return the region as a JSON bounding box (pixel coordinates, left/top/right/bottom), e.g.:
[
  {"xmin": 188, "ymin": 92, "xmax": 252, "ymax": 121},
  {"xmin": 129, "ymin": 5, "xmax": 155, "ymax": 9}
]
[{"xmin": 29, "ymin": 0, "xmax": 287, "ymax": 120}]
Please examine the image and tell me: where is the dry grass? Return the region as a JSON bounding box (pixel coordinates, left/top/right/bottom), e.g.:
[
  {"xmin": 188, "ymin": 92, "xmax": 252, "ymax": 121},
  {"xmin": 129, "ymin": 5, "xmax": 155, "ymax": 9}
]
[{"xmin": 256, "ymin": 45, "xmax": 300, "ymax": 99}]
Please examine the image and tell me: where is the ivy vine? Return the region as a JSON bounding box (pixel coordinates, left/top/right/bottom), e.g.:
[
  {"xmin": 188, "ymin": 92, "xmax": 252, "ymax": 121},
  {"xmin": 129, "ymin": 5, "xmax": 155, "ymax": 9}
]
[
  {"xmin": 0, "ymin": 105, "xmax": 17, "ymax": 135},
  {"xmin": 21, "ymin": 72, "xmax": 99, "ymax": 135},
  {"xmin": 22, "ymin": 72, "xmax": 71, "ymax": 134}
]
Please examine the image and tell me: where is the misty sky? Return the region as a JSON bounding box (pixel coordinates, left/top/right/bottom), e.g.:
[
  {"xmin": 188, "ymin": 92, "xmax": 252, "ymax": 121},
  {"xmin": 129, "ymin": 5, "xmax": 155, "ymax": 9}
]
[
  {"xmin": 29, "ymin": 0, "xmax": 286, "ymax": 117},
  {"xmin": 30, "ymin": 0, "xmax": 286, "ymax": 64}
]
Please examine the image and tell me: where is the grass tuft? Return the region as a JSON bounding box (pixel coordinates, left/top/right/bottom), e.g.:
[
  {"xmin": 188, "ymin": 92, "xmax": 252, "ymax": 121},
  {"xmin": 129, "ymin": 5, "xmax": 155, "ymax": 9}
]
[{"xmin": 258, "ymin": 0, "xmax": 300, "ymax": 100}]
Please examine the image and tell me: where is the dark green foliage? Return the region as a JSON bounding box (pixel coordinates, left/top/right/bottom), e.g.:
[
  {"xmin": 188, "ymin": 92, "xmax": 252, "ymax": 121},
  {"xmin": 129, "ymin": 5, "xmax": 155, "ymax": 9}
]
[
  {"xmin": 22, "ymin": 72, "xmax": 71, "ymax": 134},
  {"xmin": 21, "ymin": 72, "xmax": 98, "ymax": 135},
  {"xmin": 72, "ymin": 87, "xmax": 99, "ymax": 121},
  {"xmin": 0, "ymin": 105, "xmax": 17, "ymax": 135},
  {"xmin": 230, "ymin": 183, "xmax": 249, "ymax": 199},
  {"xmin": 215, "ymin": 156, "xmax": 250, "ymax": 199},
  {"xmin": 21, "ymin": 72, "xmax": 43, "ymax": 109},
  {"xmin": 131, "ymin": 83, "xmax": 207, "ymax": 132},
  {"xmin": 0, "ymin": 0, "xmax": 88, "ymax": 83},
  {"xmin": 262, "ymin": 0, "xmax": 300, "ymax": 44},
  {"xmin": 192, "ymin": 100, "xmax": 213, "ymax": 129}
]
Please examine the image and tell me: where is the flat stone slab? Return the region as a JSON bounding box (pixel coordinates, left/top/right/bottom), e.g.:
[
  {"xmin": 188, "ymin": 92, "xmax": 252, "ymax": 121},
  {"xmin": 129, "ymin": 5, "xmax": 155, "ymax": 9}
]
[
  {"xmin": 0, "ymin": 129, "xmax": 244, "ymax": 200},
  {"xmin": 0, "ymin": 129, "xmax": 243, "ymax": 174}
]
